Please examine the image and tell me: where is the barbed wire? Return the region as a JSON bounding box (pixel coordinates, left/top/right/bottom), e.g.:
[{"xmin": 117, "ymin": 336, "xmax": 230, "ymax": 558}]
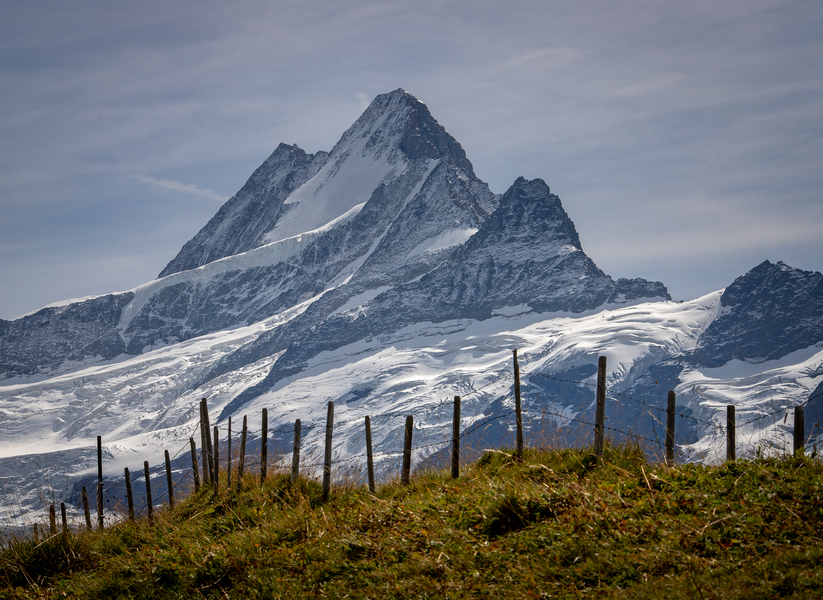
[
  {"xmin": 459, "ymin": 371, "xmax": 513, "ymax": 400},
  {"xmin": 519, "ymin": 407, "xmax": 664, "ymax": 448},
  {"xmin": 526, "ymin": 371, "xmax": 597, "ymax": 389},
  {"xmin": 608, "ymin": 390, "xmax": 666, "ymax": 414},
  {"xmin": 20, "ymin": 355, "xmax": 823, "ymax": 530},
  {"xmin": 525, "ymin": 367, "xmax": 823, "ymax": 437}
]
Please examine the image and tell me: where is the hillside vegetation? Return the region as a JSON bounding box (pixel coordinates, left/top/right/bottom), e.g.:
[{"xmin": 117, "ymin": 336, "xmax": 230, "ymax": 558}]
[{"xmin": 0, "ymin": 445, "xmax": 821, "ymax": 598}]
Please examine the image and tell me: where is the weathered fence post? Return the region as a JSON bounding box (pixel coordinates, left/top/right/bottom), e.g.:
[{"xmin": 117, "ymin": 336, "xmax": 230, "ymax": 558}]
[
  {"xmin": 322, "ymin": 401, "xmax": 334, "ymax": 502},
  {"xmin": 213, "ymin": 426, "xmax": 220, "ymax": 496},
  {"xmin": 291, "ymin": 419, "xmax": 301, "ymax": 485},
  {"xmin": 365, "ymin": 416, "xmax": 375, "ymax": 494},
  {"xmin": 81, "ymin": 486, "xmax": 92, "ymax": 530},
  {"xmin": 60, "ymin": 502, "xmax": 67, "ymax": 535},
  {"xmin": 238, "ymin": 415, "xmax": 248, "ymax": 488},
  {"xmin": 513, "ymin": 350, "xmax": 524, "ymax": 460},
  {"xmin": 189, "ymin": 437, "xmax": 200, "ymax": 492},
  {"xmin": 594, "ymin": 356, "xmax": 607, "ymax": 459},
  {"xmin": 97, "ymin": 435, "xmax": 104, "ymax": 530},
  {"xmin": 794, "ymin": 405, "xmax": 805, "ymax": 456},
  {"xmin": 666, "ymin": 391, "xmax": 676, "ymax": 466},
  {"xmin": 727, "ymin": 405, "xmax": 736, "ymax": 462},
  {"xmin": 200, "ymin": 399, "xmax": 211, "ymax": 485},
  {"xmin": 144, "ymin": 461, "xmax": 153, "ymax": 525},
  {"xmin": 261, "ymin": 408, "xmax": 268, "ymax": 484},
  {"xmin": 124, "ymin": 467, "xmax": 135, "ymax": 520},
  {"xmin": 200, "ymin": 415, "xmax": 208, "ymax": 485},
  {"xmin": 203, "ymin": 399, "xmax": 214, "ymax": 484},
  {"xmin": 165, "ymin": 450, "xmax": 174, "ymax": 509},
  {"xmin": 401, "ymin": 415, "xmax": 413, "ymax": 486},
  {"xmin": 49, "ymin": 504, "xmax": 57, "ymax": 535},
  {"xmin": 227, "ymin": 417, "xmax": 232, "ymax": 490},
  {"xmin": 452, "ymin": 395, "xmax": 461, "ymax": 479}
]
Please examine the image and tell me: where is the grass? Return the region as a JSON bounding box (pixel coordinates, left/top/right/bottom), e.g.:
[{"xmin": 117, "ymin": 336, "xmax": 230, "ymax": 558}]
[{"xmin": 0, "ymin": 443, "xmax": 821, "ymax": 598}]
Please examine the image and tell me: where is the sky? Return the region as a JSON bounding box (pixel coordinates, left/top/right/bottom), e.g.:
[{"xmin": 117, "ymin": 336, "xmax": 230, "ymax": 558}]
[{"xmin": 1, "ymin": 0, "xmax": 821, "ymax": 320}]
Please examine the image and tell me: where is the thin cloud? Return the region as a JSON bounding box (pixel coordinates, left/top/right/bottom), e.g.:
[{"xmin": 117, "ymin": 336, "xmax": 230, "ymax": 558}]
[
  {"xmin": 356, "ymin": 92, "xmax": 371, "ymax": 112},
  {"xmin": 131, "ymin": 174, "xmax": 226, "ymax": 203}
]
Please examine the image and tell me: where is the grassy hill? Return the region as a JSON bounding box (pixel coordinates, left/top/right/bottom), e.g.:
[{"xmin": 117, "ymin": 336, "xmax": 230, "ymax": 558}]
[{"xmin": 1, "ymin": 444, "xmax": 821, "ymax": 598}]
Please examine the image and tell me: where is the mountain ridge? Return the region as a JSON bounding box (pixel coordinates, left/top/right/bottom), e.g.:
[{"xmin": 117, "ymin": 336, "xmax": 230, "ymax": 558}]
[{"xmin": 0, "ymin": 89, "xmax": 666, "ymax": 382}]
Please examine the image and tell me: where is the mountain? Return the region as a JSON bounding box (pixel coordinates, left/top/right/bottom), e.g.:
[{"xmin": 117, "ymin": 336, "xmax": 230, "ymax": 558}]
[
  {"xmin": 0, "ymin": 89, "xmax": 663, "ymax": 381},
  {"xmin": 158, "ymin": 143, "xmax": 330, "ymax": 277},
  {"xmin": 0, "ymin": 90, "xmax": 820, "ymax": 523},
  {"xmin": 692, "ymin": 260, "xmax": 823, "ymax": 367}
]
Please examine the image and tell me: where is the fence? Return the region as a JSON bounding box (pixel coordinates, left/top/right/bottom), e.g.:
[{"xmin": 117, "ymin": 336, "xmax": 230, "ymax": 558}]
[{"xmin": 18, "ymin": 350, "xmax": 823, "ymax": 537}]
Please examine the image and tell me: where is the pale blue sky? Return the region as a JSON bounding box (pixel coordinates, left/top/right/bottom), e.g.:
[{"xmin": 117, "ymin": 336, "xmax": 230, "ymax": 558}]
[{"xmin": 1, "ymin": 0, "xmax": 821, "ymax": 319}]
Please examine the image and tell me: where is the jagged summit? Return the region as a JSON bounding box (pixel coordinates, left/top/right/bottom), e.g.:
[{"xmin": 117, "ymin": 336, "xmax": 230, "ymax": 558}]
[
  {"xmin": 694, "ymin": 260, "xmax": 823, "ymax": 366},
  {"xmin": 334, "ymin": 88, "xmax": 475, "ymax": 175},
  {"xmin": 158, "ymin": 89, "xmax": 476, "ymax": 278}
]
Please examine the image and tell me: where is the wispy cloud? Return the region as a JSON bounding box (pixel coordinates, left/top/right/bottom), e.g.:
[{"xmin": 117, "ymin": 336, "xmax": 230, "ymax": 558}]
[
  {"xmin": 356, "ymin": 92, "xmax": 371, "ymax": 112},
  {"xmin": 130, "ymin": 174, "xmax": 226, "ymax": 203}
]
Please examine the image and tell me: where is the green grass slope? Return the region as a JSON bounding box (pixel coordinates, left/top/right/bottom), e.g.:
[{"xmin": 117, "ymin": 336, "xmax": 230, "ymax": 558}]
[{"xmin": 1, "ymin": 445, "xmax": 821, "ymax": 598}]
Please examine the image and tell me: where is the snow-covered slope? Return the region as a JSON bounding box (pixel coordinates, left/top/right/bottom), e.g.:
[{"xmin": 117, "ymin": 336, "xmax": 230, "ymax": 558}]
[
  {"xmin": 0, "ymin": 90, "xmax": 820, "ymax": 524},
  {"xmin": 1, "ymin": 284, "xmax": 820, "ymax": 524}
]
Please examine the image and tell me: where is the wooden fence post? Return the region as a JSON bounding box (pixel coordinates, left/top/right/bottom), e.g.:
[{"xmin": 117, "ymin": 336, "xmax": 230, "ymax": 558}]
[
  {"xmin": 203, "ymin": 399, "xmax": 214, "ymax": 484},
  {"xmin": 49, "ymin": 504, "xmax": 57, "ymax": 535},
  {"xmin": 60, "ymin": 502, "xmax": 67, "ymax": 535},
  {"xmin": 124, "ymin": 467, "xmax": 135, "ymax": 520},
  {"xmin": 213, "ymin": 426, "xmax": 220, "ymax": 496},
  {"xmin": 97, "ymin": 435, "xmax": 104, "ymax": 530},
  {"xmin": 165, "ymin": 450, "xmax": 174, "ymax": 509},
  {"xmin": 401, "ymin": 415, "xmax": 413, "ymax": 485},
  {"xmin": 794, "ymin": 405, "xmax": 805, "ymax": 456},
  {"xmin": 144, "ymin": 461, "xmax": 153, "ymax": 525},
  {"xmin": 199, "ymin": 414, "xmax": 208, "ymax": 486},
  {"xmin": 81, "ymin": 486, "xmax": 92, "ymax": 530},
  {"xmin": 452, "ymin": 396, "xmax": 461, "ymax": 479},
  {"xmin": 594, "ymin": 356, "xmax": 607, "ymax": 459},
  {"xmin": 227, "ymin": 417, "xmax": 232, "ymax": 490},
  {"xmin": 727, "ymin": 405, "xmax": 736, "ymax": 462},
  {"xmin": 513, "ymin": 350, "xmax": 524, "ymax": 460},
  {"xmin": 200, "ymin": 399, "xmax": 210, "ymax": 485},
  {"xmin": 322, "ymin": 401, "xmax": 334, "ymax": 502},
  {"xmin": 365, "ymin": 416, "xmax": 375, "ymax": 494},
  {"xmin": 261, "ymin": 408, "xmax": 268, "ymax": 484},
  {"xmin": 238, "ymin": 415, "xmax": 247, "ymax": 488},
  {"xmin": 189, "ymin": 437, "xmax": 200, "ymax": 492},
  {"xmin": 666, "ymin": 391, "xmax": 676, "ymax": 466},
  {"xmin": 291, "ymin": 419, "xmax": 301, "ymax": 485}
]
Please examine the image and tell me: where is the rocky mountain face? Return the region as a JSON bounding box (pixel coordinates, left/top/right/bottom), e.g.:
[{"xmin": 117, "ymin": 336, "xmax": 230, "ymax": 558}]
[
  {"xmin": 0, "ymin": 293, "xmax": 134, "ymax": 378},
  {"xmin": 693, "ymin": 260, "xmax": 823, "ymax": 367}
]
